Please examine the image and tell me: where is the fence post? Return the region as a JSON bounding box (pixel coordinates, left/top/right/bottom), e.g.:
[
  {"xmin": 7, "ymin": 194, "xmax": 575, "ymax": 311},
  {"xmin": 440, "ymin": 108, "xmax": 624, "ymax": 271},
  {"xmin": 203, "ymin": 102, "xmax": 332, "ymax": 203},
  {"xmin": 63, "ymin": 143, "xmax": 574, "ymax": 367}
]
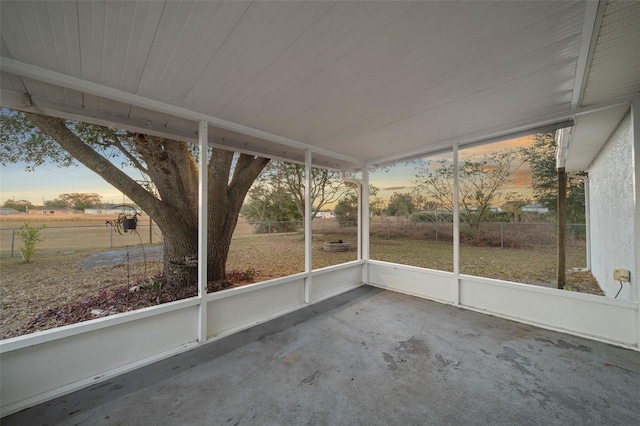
[
  {"xmin": 110, "ymin": 225, "xmax": 113, "ymax": 248},
  {"xmin": 500, "ymin": 222, "xmax": 504, "ymax": 249},
  {"xmin": 11, "ymin": 228, "xmax": 16, "ymax": 257},
  {"xmin": 435, "ymin": 222, "xmax": 438, "ymax": 243},
  {"xmin": 386, "ymin": 222, "xmax": 390, "ymax": 240},
  {"xmin": 268, "ymin": 221, "xmax": 271, "ymax": 236}
]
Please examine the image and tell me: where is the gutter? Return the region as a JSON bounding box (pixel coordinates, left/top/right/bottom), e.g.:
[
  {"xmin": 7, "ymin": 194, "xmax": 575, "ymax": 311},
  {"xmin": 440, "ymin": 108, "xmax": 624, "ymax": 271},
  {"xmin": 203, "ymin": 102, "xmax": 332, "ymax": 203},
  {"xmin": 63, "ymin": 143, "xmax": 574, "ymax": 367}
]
[{"xmin": 555, "ymin": 127, "xmax": 573, "ymax": 169}]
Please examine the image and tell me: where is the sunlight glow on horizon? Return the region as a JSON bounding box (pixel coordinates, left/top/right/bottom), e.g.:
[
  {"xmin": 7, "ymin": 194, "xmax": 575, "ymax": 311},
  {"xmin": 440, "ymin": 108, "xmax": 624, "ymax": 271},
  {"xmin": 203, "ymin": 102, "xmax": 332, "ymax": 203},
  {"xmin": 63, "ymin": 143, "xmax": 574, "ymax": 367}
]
[
  {"xmin": 0, "ymin": 162, "xmax": 140, "ymax": 206},
  {"xmin": 370, "ymin": 135, "xmax": 536, "ymax": 205},
  {"xmin": 2, "ymin": 135, "xmax": 538, "ymax": 208}
]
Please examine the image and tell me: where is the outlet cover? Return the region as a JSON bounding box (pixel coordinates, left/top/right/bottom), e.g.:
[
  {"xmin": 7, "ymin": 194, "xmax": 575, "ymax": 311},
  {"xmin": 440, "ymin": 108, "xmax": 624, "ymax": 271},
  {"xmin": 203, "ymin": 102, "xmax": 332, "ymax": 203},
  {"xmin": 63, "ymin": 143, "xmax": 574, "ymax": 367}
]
[{"xmin": 613, "ymin": 269, "xmax": 631, "ymax": 282}]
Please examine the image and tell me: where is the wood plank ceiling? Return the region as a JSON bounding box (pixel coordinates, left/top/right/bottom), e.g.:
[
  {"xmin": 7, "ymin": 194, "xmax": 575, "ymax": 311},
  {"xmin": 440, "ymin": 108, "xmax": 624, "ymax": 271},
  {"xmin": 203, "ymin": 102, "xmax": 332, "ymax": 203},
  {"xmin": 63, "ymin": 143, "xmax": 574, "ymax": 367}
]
[{"xmin": 1, "ymin": 1, "xmax": 639, "ymax": 170}]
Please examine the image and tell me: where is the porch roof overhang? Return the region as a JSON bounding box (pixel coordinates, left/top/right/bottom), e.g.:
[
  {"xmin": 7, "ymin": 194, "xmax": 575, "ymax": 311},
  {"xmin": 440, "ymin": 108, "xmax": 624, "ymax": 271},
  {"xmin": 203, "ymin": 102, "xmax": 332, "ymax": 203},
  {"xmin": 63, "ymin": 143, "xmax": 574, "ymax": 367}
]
[{"xmin": 1, "ymin": 1, "xmax": 639, "ymax": 171}]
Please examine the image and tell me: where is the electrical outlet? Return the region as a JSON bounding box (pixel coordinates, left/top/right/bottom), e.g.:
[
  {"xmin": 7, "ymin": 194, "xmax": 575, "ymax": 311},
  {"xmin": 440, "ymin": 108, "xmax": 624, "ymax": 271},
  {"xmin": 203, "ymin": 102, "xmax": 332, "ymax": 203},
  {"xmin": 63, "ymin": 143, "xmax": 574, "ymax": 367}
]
[{"xmin": 613, "ymin": 269, "xmax": 630, "ymax": 282}]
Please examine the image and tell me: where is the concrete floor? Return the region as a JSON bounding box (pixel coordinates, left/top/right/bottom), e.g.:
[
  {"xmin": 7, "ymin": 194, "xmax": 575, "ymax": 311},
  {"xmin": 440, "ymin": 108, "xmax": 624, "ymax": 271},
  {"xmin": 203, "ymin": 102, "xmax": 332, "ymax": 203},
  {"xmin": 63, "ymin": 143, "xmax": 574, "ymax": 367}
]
[{"xmin": 4, "ymin": 285, "xmax": 640, "ymax": 425}]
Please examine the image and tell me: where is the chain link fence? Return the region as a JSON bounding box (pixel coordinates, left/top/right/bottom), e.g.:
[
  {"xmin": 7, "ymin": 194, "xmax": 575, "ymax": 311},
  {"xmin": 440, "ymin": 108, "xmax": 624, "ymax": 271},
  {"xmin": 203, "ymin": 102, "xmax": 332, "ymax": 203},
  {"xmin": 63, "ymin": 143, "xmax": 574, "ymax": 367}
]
[
  {"xmin": 368, "ymin": 219, "xmax": 585, "ymax": 248},
  {"xmin": 240, "ymin": 218, "xmax": 585, "ymax": 249},
  {"xmin": 1, "ymin": 218, "xmax": 586, "ymax": 258},
  {"xmin": 1, "ymin": 224, "xmax": 163, "ymax": 258}
]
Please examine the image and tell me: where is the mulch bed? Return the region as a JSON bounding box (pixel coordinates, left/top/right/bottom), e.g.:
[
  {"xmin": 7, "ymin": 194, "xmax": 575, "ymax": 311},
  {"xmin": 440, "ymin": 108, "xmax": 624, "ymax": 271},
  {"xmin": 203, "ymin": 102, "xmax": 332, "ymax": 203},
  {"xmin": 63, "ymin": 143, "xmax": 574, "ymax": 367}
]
[{"xmin": 3, "ymin": 275, "xmax": 252, "ymax": 339}]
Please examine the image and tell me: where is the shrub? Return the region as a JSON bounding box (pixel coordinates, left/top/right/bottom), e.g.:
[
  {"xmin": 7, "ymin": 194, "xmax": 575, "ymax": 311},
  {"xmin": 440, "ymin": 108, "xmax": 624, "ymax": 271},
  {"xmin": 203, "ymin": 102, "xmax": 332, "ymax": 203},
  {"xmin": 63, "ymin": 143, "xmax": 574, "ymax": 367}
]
[
  {"xmin": 411, "ymin": 212, "xmax": 436, "ymax": 222},
  {"xmin": 226, "ymin": 267, "xmax": 256, "ymax": 283},
  {"xmin": 250, "ymin": 220, "xmax": 300, "ymax": 234},
  {"xmin": 16, "ymin": 222, "xmax": 47, "ymax": 263}
]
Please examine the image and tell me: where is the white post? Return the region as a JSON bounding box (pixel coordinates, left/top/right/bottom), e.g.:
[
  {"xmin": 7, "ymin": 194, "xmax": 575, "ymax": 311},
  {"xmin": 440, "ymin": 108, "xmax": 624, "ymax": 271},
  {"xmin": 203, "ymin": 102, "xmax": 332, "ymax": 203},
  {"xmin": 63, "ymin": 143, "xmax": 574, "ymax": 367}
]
[
  {"xmin": 197, "ymin": 120, "xmax": 208, "ymax": 343},
  {"xmin": 631, "ymin": 96, "xmax": 640, "ymax": 347},
  {"xmin": 304, "ymin": 150, "xmax": 312, "ymax": 304},
  {"xmin": 584, "ymin": 177, "xmax": 591, "ymax": 271},
  {"xmin": 361, "ymin": 167, "xmax": 370, "ymax": 284},
  {"xmin": 453, "ymin": 142, "xmax": 460, "ymax": 306}
]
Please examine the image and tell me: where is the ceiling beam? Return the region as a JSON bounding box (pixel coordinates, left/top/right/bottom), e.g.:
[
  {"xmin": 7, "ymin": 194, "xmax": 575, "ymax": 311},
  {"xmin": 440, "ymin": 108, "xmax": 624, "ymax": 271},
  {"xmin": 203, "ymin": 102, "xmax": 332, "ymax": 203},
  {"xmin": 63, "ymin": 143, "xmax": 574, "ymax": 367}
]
[
  {"xmin": 0, "ymin": 57, "xmax": 364, "ymax": 167},
  {"xmin": 367, "ymin": 117, "xmax": 575, "ymax": 168},
  {"xmin": 574, "ymin": 93, "xmax": 638, "ymax": 117},
  {"xmin": 0, "ymin": 89, "xmax": 355, "ymax": 170},
  {"xmin": 570, "ymin": 0, "xmax": 606, "ymax": 110}
]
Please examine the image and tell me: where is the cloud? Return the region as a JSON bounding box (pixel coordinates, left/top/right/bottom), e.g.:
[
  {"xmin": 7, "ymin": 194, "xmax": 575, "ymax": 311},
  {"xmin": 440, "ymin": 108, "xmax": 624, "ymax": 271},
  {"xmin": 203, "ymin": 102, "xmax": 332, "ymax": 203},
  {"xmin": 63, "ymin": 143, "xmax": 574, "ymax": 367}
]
[{"xmin": 382, "ymin": 186, "xmax": 408, "ymax": 191}]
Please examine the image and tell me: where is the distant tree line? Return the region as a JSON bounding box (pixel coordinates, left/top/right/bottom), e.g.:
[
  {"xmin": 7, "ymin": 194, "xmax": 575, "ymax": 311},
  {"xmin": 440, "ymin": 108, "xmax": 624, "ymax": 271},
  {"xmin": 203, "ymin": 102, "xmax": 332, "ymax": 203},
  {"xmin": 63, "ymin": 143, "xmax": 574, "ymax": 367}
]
[
  {"xmin": 1, "ymin": 199, "xmax": 33, "ymax": 212},
  {"xmin": 2, "ymin": 192, "xmax": 104, "ymax": 211}
]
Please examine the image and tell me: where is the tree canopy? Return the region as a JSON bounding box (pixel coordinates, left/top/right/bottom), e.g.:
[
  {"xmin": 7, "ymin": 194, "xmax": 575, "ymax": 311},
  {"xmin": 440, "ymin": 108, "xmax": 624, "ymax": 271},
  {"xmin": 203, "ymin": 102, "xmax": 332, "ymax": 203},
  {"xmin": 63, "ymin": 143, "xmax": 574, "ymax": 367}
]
[
  {"xmin": 241, "ymin": 183, "xmax": 301, "ymax": 233},
  {"xmin": 333, "ymin": 184, "xmax": 379, "ymax": 223},
  {"xmin": 45, "ymin": 193, "xmax": 102, "ymax": 210},
  {"xmin": 2, "ymin": 199, "xmax": 33, "ymax": 212},
  {"xmin": 520, "ymin": 132, "xmax": 585, "ymax": 223},
  {"xmin": 385, "ymin": 192, "xmax": 417, "ymax": 217},
  {"xmin": 1, "ymin": 109, "xmax": 269, "ymax": 284},
  {"xmin": 258, "ymin": 161, "xmax": 351, "ymax": 220}
]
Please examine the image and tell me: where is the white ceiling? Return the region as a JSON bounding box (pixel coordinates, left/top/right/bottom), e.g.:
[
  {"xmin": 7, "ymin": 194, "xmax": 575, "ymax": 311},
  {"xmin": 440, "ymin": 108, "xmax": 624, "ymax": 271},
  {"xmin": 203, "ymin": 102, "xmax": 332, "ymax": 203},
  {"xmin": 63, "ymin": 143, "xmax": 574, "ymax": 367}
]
[{"xmin": 1, "ymin": 1, "xmax": 639, "ymax": 171}]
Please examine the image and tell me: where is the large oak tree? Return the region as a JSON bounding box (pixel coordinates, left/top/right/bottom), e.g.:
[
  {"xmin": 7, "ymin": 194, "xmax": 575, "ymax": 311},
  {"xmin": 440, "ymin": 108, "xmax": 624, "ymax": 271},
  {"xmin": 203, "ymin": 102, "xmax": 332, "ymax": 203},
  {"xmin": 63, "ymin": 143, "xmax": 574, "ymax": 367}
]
[{"xmin": 0, "ymin": 110, "xmax": 270, "ymax": 285}]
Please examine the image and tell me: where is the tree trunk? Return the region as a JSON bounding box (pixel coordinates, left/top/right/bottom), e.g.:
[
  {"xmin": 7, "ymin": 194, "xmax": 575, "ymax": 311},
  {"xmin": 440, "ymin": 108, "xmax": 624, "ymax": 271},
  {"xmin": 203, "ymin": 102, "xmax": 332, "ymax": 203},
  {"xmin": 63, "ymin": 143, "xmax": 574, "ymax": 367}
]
[
  {"xmin": 158, "ymin": 220, "xmax": 198, "ymax": 286},
  {"xmin": 24, "ymin": 113, "xmax": 270, "ymax": 289}
]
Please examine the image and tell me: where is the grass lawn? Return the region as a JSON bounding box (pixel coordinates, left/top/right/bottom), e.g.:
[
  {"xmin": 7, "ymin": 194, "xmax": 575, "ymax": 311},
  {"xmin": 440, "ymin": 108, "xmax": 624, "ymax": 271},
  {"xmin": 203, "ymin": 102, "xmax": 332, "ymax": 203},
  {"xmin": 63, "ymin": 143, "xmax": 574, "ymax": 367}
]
[
  {"xmin": 1, "ymin": 231, "xmax": 596, "ymax": 339},
  {"xmin": 230, "ymin": 233, "xmax": 590, "ymax": 289},
  {"xmin": 369, "ymin": 237, "xmax": 586, "ymax": 284}
]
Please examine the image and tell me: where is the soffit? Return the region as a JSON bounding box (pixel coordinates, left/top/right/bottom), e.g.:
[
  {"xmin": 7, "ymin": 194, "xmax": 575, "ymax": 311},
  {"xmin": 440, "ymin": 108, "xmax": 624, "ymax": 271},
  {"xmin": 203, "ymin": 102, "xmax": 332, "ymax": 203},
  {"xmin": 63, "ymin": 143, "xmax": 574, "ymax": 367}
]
[
  {"xmin": 566, "ymin": 105, "xmax": 629, "ymax": 172},
  {"xmin": 566, "ymin": 0, "xmax": 640, "ymax": 171}
]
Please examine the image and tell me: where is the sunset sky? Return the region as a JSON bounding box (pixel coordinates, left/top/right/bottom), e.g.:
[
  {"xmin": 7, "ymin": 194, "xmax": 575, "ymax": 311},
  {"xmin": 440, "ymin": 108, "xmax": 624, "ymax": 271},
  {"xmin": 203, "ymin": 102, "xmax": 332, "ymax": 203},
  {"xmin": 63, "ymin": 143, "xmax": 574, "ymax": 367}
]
[
  {"xmin": 1, "ymin": 136, "xmax": 535, "ymax": 208},
  {"xmin": 371, "ymin": 135, "xmax": 535, "ymax": 205},
  {"xmin": 0, "ymin": 162, "xmax": 139, "ymax": 206}
]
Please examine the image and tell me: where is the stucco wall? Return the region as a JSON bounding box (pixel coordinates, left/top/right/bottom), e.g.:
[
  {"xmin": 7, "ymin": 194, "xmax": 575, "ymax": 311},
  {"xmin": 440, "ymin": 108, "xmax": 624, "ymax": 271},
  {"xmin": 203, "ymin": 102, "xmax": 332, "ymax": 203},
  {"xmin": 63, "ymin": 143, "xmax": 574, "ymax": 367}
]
[{"xmin": 588, "ymin": 113, "xmax": 635, "ymax": 301}]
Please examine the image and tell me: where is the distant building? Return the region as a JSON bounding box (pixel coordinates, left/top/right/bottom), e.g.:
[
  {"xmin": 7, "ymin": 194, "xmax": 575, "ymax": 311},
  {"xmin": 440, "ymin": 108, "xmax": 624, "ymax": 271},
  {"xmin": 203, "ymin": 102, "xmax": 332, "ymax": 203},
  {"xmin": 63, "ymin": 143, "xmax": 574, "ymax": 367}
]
[
  {"xmin": 522, "ymin": 203, "xmax": 549, "ymax": 214},
  {"xmin": 84, "ymin": 208, "xmax": 131, "ymax": 215},
  {"xmin": 468, "ymin": 206, "xmax": 503, "ymax": 213},
  {"xmin": 33, "ymin": 208, "xmax": 82, "ymax": 215},
  {"xmin": 0, "ymin": 208, "xmax": 20, "ymax": 215},
  {"xmin": 314, "ymin": 210, "xmax": 334, "ymax": 219},
  {"xmin": 85, "ymin": 204, "xmax": 141, "ymax": 215}
]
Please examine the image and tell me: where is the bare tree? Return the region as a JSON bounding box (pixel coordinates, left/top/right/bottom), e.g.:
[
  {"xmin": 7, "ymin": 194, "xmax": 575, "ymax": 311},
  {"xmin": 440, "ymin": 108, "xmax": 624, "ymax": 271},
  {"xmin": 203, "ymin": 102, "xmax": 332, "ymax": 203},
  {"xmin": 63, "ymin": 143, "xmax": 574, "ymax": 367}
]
[{"xmin": 414, "ymin": 150, "xmax": 522, "ymax": 222}]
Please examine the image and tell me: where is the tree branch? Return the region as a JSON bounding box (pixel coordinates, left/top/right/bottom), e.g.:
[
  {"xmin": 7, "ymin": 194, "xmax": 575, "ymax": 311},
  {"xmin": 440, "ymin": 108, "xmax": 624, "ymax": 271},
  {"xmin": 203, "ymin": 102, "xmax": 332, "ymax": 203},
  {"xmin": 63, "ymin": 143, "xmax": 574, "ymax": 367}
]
[
  {"xmin": 103, "ymin": 127, "xmax": 148, "ymax": 173},
  {"xmin": 26, "ymin": 113, "xmax": 161, "ymax": 215}
]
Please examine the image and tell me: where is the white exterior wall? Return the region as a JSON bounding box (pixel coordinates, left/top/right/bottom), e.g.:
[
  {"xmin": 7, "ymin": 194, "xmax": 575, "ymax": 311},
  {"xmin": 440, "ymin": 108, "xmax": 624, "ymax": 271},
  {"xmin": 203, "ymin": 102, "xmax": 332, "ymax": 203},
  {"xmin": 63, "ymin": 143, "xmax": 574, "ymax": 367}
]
[
  {"xmin": 367, "ymin": 262, "xmax": 638, "ymax": 348},
  {"xmin": 589, "ymin": 113, "xmax": 635, "ymax": 301}
]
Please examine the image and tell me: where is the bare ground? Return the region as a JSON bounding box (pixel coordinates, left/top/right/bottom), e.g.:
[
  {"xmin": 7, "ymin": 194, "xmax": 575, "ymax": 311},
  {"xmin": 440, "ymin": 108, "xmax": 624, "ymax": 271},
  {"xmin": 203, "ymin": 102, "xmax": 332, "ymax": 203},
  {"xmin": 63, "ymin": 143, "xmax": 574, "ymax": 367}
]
[
  {"xmin": 0, "ymin": 247, "xmax": 260, "ymax": 339},
  {"xmin": 0, "ymin": 249, "xmax": 162, "ymax": 338}
]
